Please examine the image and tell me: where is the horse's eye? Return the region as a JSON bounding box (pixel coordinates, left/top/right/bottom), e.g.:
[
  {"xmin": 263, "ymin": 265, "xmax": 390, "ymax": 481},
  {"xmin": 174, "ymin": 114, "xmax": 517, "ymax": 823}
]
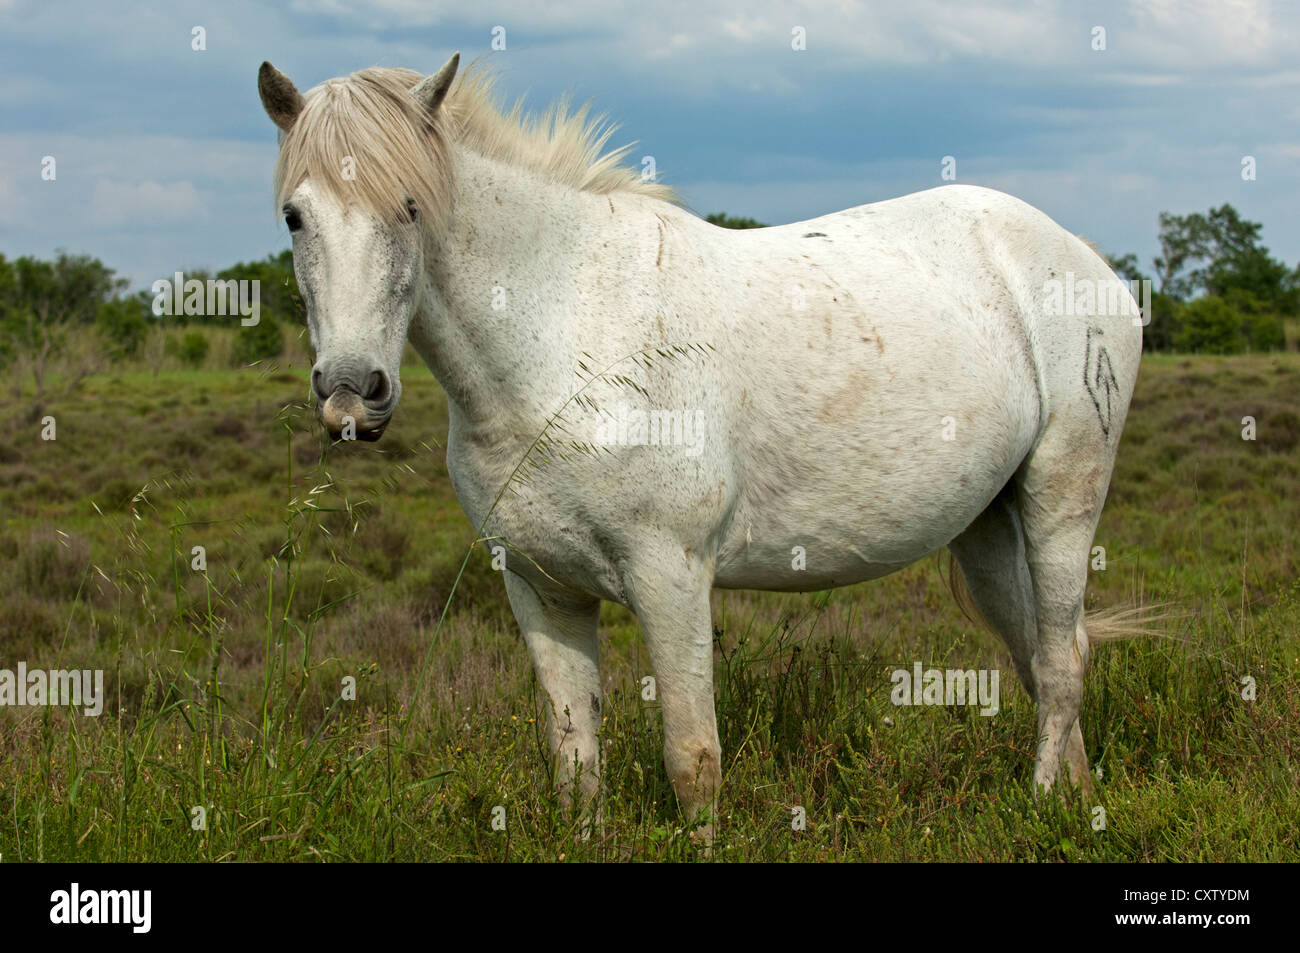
[
  {"xmin": 284, "ymin": 209, "xmax": 302, "ymax": 232},
  {"xmin": 405, "ymin": 198, "xmax": 418, "ymax": 223}
]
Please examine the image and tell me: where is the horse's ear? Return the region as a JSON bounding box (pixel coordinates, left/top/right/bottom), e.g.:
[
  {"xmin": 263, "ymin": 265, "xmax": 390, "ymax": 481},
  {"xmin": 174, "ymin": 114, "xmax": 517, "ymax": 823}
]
[
  {"xmin": 412, "ymin": 52, "xmax": 460, "ymax": 115},
  {"xmin": 259, "ymin": 61, "xmax": 304, "ymax": 133}
]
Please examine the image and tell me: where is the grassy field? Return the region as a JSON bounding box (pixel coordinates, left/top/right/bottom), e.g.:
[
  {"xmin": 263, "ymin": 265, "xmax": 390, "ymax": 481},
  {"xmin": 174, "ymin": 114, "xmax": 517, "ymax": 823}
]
[{"xmin": 0, "ymin": 341, "xmax": 1297, "ymax": 862}]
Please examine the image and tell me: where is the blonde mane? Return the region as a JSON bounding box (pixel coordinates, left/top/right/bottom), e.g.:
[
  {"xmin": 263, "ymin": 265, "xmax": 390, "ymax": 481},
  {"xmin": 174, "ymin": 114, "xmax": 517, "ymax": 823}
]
[{"xmin": 273, "ymin": 64, "xmax": 676, "ymax": 229}]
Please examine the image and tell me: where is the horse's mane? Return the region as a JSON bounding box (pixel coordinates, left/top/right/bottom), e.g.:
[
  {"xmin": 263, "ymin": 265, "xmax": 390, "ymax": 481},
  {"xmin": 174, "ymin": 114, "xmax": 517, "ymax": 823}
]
[{"xmin": 273, "ymin": 63, "xmax": 676, "ymax": 231}]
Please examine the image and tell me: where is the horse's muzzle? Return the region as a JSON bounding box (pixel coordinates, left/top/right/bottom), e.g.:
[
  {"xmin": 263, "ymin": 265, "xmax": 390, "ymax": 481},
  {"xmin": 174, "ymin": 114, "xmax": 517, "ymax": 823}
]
[{"xmin": 320, "ymin": 387, "xmax": 390, "ymax": 441}]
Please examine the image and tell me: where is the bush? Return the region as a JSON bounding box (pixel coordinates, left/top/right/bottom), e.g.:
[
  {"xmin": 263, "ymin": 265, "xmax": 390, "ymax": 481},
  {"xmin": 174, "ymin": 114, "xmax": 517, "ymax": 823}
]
[
  {"xmin": 1174, "ymin": 296, "xmax": 1246, "ymax": 354},
  {"xmin": 1243, "ymin": 311, "xmax": 1286, "ymax": 352},
  {"xmin": 706, "ymin": 212, "xmax": 767, "ymax": 229},
  {"xmin": 178, "ymin": 330, "xmax": 210, "ymax": 367},
  {"xmin": 232, "ymin": 316, "xmax": 283, "ymax": 366},
  {"xmin": 1143, "ymin": 292, "xmax": 1184, "ymax": 352},
  {"xmin": 95, "ymin": 297, "xmax": 150, "ymax": 359},
  {"xmin": 1223, "ymin": 289, "xmax": 1287, "ymax": 352}
]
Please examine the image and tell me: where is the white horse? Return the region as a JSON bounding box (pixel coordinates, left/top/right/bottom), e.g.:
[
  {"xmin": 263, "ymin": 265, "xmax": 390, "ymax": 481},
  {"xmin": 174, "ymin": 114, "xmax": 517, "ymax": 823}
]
[{"xmin": 259, "ymin": 54, "xmax": 1144, "ymax": 834}]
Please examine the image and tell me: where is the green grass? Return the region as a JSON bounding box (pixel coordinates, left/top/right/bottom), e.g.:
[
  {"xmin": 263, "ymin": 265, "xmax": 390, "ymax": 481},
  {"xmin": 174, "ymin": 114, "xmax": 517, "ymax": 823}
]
[{"xmin": 0, "ymin": 350, "xmax": 1297, "ymax": 861}]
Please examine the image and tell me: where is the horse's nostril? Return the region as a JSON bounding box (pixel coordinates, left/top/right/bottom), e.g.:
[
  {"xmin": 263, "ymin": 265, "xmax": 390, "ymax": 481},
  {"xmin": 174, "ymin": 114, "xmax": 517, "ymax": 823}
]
[
  {"xmin": 311, "ymin": 367, "xmax": 328, "ymax": 402},
  {"xmin": 365, "ymin": 370, "xmax": 389, "ymax": 403}
]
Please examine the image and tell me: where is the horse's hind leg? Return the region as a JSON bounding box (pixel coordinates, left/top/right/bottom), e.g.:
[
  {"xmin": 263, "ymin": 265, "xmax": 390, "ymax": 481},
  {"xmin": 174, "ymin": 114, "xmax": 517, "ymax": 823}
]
[
  {"xmin": 950, "ymin": 469, "xmax": 1104, "ymax": 794},
  {"xmin": 948, "ymin": 484, "xmax": 1038, "ymax": 699},
  {"xmin": 503, "ymin": 572, "xmax": 603, "ymax": 825},
  {"xmin": 1014, "ymin": 423, "xmax": 1116, "ymax": 794}
]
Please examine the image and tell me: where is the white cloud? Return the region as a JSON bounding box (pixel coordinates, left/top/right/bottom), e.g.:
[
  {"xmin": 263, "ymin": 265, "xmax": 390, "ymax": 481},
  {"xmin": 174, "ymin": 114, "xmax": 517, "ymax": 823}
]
[
  {"xmin": 0, "ymin": 132, "xmax": 282, "ymax": 285},
  {"xmin": 1128, "ymin": 0, "xmax": 1286, "ymax": 66},
  {"xmin": 90, "ymin": 179, "xmax": 207, "ymax": 227},
  {"xmin": 3, "ymin": 0, "xmax": 1300, "ymax": 288},
  {"xmin": 279, "ymin": 0, "xmax": 1300, "ymax": 77}
]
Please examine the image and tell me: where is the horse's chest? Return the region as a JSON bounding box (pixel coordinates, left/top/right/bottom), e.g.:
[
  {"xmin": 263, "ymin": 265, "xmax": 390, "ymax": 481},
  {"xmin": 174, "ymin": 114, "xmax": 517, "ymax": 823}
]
[{"xmin": 445, "ymin": 437, "xmax": 626, "ymax": 599}]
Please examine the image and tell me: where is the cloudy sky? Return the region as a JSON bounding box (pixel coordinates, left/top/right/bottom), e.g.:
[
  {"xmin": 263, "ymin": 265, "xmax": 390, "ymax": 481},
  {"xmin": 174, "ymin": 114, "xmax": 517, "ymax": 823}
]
[{"xmin": 2, "ymin": 0, "xmax": 1298, "ymax": 289}]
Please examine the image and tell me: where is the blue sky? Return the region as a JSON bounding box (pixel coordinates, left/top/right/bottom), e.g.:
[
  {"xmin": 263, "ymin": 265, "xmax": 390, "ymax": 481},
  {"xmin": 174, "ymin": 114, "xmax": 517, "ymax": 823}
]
[{"xmin": 2, "ymin": 0, "xmax": 1299, "ymax": 290}]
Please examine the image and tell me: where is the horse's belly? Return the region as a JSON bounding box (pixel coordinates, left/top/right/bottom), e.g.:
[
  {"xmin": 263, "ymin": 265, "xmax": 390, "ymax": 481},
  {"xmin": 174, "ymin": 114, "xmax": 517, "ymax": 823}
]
[
  {"xmin": 713, "ymin": 544, "xmax": 911, "ymax": 591},
  {"xmin": 713, "ymin": 384, "xmax": 1036, "ymax": 592},
  {"xmin": 712, "ymin": 487, "xmax": 990, "ymax": 591},
  {"xmin": 708, "ymin": 273, "xmax": 1040, "ymax": 591}
]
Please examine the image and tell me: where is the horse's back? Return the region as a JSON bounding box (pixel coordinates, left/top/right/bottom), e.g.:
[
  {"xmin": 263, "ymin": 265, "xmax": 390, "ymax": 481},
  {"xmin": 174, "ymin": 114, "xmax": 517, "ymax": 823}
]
[{"xmin": 702, "ymin": 182, "xmax": 1140, "ymax": 453}]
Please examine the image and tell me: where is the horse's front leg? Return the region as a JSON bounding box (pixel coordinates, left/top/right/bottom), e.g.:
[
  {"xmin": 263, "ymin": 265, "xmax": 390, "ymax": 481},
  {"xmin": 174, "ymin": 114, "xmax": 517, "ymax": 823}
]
[
  {"xmin": 624, "ymin": 552, "xmax": 721, "ymax": 844},
  {"xmin": 503, "ymin": 572, "xmax": 603, "ymax": 829}
]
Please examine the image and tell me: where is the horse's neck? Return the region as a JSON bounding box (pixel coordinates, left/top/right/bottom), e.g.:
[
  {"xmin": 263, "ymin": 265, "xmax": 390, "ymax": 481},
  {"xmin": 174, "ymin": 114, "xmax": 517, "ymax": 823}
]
[{"xmin": 409, "ymin": 145, "xmax": 612, "ymax": 437}]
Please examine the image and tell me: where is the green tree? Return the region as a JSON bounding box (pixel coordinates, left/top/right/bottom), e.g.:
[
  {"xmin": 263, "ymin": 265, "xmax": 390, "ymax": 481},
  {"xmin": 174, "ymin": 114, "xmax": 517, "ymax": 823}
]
[
  {"xmin": 706, "ymin": 212, "xmax": 767, "ymax": 229},
  {"xmin": 232, "ymin": 315, "xmax": 283, "ymax": 366},
  {"xmin": 177, "ymin": 330, "xmax": 211, "ymax": 367},
  {"xmin": 1174, "ymin": 295, "xmax": 1246, "ymax": 354},
  {"xmin": 1153, "ymin": 212, "xmax": 1199, "ymax": 298},
  {"xmin": 216, "ymin": 250, "xmax": 304, "ymax": 327},
  {"xmin": 1223, "ymin": 288, "xmax": 1287, "ymax": 352},
  {"xmin": 1105, "ymin": 252, "xmax": 1147, "ymax": 287},
  {"xmin": 160, "ymin": 268, "xmax": 212, "ymax": 326},
  {"xmin": 96, "ymin": 292, "xmax": 151, "ymax": 359},
  {"xmin": 0, "ymin": 255, "xmax": 16, "ymax": 368},
  {"xmin": 1143, "ymin": 292, "xmax": 1185, "ymax": 353},
  {"xmin": 1154, "ymin": 204, "xmax": 1297, "ymax": 315},
  {"xmin": 0, "ymin": 252, "xmax": 125, "ymax": 403},
  {"xmin": 1208, "ymin": 246, "xmax": 1298, "ymax": 316}
]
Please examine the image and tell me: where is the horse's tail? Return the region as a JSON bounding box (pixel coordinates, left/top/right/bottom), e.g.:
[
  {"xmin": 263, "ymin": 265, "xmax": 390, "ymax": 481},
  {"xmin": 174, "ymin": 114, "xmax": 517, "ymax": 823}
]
[
  {"xmin": 944, "ymin": 552, "xmax": 1175, "ymax": 643},
  {"xmin": 1079, "ymin": 603, "xmax": 1180, "ymax": 642}
]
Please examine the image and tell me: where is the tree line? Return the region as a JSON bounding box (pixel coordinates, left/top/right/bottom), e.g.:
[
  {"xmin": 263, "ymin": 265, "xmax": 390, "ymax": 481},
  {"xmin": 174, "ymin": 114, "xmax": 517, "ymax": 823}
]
[
  {"xmin": 0, "ymin": 249, "xmax": 304, "ymax": 406},
  {"xmin": 1110, "ymin": 204, "xmax": 1296, "ymax": 353}
]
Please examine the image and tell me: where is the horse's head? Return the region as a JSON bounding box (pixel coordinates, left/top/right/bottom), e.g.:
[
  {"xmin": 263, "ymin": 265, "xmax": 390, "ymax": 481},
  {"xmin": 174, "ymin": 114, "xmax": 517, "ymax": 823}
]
[{"xmin": 258, "ymin": 54, "xmax": 459, "ymax": 441}]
